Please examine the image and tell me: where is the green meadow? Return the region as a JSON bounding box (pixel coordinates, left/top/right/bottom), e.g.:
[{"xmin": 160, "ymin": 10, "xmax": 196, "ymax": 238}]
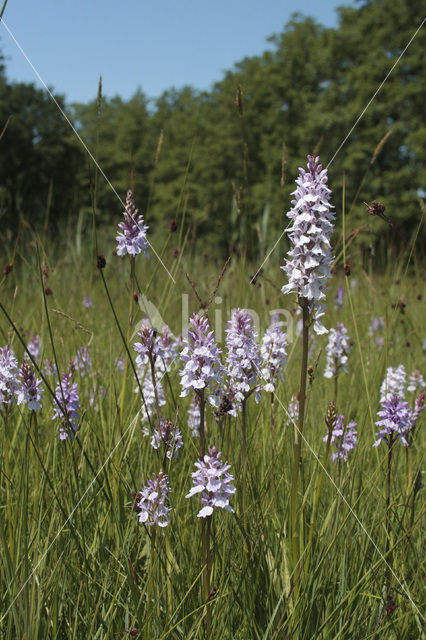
[
  {"xmin": 0, "ymin": 216, "xmax": 424, "ymax": 638},
  {"xmin": 0, "ymin": 0, "xmax": 425, "ymax": 637}
]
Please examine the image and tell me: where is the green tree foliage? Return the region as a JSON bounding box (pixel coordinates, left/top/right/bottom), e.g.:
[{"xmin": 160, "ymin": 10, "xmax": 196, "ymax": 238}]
[
  {"xmin": 312, "ymin": 0, "xmax": 426, "ymax": 246},
  {"xmin": 71, "ymin": 88, "xmax": 153, "ymax": 221},
  {"xmin": 0, "ymin": 0, "xmax": 424, "ymax": 258},
  {"xmin": 0, "ymin": 80, "xmax": 82, "ymax": 231}
]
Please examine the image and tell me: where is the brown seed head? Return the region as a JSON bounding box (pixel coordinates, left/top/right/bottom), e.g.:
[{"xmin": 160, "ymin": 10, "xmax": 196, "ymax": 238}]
[
  {"xmin": 3, "ymin": 263, "xmax": 13, "ymax": 276},
  {"xmin": 391, "ymin": 300, "xmax": 406, "ymax": 314},
  {"xmin": 207, "ymin": 586, "xmax": 219, "ymax": 601},
  {"xmin": 214, "ymin": 394, "xmax": 234, "ymax": 422},
  {"xmin": 365, "ymin": 200, "xmax": 386, "ymax": 218},
  {"xmin": 250, "ymin": 268, "xmax": 262, "ymax": 285},
  {"xmin": 162, "ymin": 418, "xmax": 174, "ymax": 443},
  {"xmin": 325, "ymin": 401, "xmax": 338, "ymax": 433},
  {"xmin": 385, "ymin": 593, "xmax": 398, "ymax": 616},
  {"xmin": 131, "ymin": 492, "xmax": 141, "ymax": 512}
]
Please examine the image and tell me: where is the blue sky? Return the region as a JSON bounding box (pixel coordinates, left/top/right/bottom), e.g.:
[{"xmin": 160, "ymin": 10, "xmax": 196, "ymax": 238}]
[{"xmin": 0, "ymin": 0, "xmax": 354, "ymax": 104}]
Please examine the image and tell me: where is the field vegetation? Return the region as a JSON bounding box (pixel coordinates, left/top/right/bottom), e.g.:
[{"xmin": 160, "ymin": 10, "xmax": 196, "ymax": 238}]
[{"xmin": 0, "ymin": 0, "xmax": 425, "ymax": 638}]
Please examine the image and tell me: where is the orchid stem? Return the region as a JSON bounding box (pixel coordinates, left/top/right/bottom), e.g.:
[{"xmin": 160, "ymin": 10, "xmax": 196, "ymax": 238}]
[{"xmin": 289, "ymin": 301, "xmax": 309, "ymax": 582}]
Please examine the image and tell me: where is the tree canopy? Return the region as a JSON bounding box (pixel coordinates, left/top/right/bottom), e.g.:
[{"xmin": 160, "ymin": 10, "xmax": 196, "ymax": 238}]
[{"xmin": 1, "ymin": 0, "xmax": 424, "ymax": 259}]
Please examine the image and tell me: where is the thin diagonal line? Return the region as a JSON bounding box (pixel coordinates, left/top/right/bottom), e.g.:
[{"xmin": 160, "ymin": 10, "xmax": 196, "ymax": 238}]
[
  {"xmin": 1, "ymin": 421, "xmax": 135, "ymax": 622},
  {"xmin": 250, "ymin": 17, "xmax": 425, "ymax": 278},
  {"xmin": 327, "ymin": 16, "xmax": 426, "ymax": 168},
  {"xmin": 0, "ymin": 18, "xmax": 176, "ymax": 284},
  {"xmin": 248, "ymin": 355, "xmax": 423, "ymax": 620},
  {"xmin": 250, "ymin": 222, "xmax": 290, "ymax": 284},
  {"xmin": 0, "ymin": 360, "xmax": 175, "ymax": 625},
  {"xmin": 0, "ymin": 283, "xmax": 178, "ymax": 622},
  {"xmin": 1, "ymin": 431, "xmax": 130, "ymax": 622}
]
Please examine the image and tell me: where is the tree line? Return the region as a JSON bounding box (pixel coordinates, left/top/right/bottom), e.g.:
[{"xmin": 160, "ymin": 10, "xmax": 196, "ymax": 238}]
[{"xmin": 1, "ymin": 0, "xmax": 424, "ymax": 260}]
